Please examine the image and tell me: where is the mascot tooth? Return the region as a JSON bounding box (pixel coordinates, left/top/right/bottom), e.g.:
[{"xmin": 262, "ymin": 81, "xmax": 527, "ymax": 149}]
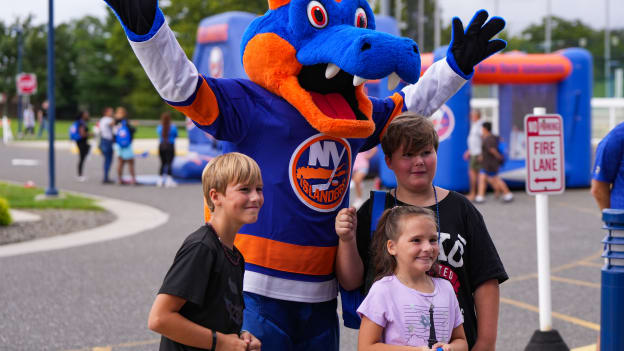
[{"xmin": 104, "ymin": 0, "xmax": 505, "ymax": 349}]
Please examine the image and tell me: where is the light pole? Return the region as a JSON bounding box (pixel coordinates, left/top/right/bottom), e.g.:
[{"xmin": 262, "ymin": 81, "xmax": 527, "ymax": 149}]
[
  {"xmin": 45, "ymin": 0, "xmax": 58, "ymax": 196},
  {"xmin": 14, "ymin": 26, "xmax": 23, "ymax": 134},
  {"xmin": 605, "ymin": 0, "xmax": 611, "ymax": 97},
  {"xmin": 545, "ymin": 0, "xmax": 552, "ymax": 53}
]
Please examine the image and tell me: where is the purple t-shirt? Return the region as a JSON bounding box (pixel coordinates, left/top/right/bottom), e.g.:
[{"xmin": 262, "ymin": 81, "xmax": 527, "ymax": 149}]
[{"xmin": 357, "ymin": 275, "xmax": 463, "ymax": 347}]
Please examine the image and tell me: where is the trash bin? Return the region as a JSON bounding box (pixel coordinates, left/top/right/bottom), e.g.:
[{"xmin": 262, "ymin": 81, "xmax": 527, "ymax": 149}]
[{"xmin": 600, "ymin": 209, "xmax": 624, "ymax": 351}]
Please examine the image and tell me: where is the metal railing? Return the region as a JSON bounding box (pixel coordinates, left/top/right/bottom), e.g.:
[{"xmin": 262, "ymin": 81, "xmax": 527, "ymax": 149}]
[{"xmin": 470, "ymin": 97, "xmax": 624, "ymax": 141}]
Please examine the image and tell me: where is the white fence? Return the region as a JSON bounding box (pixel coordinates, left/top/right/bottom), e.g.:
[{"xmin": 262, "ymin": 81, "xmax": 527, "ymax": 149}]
[{"xmin": 470, "ymin": 97, "xmax": 624, "ymax": 142}]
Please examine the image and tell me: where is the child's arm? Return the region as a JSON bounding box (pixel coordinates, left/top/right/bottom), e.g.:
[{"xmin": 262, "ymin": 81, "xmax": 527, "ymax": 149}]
[
  {"xmin": 472, "ymin": 279, "xmax": 500, "ymax": 351},
  {"xmin": 358, "ymin": 316, "xmax": 430, "ymax": 351},
  {"xmin": 335, "ymin": 207, "xmax": 364, "ymax": 290},
  {"xmin": 148, "ymin": 293, "xmax": 248, "ymax": 351},
  {"xmin": 432, "ymin": 324, "xmax": 468, "ymax": 351}
]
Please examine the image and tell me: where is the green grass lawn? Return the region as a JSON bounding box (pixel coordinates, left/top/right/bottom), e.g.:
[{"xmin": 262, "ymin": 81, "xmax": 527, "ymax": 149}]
[
  {"xmin": 5, "ymin": 118, "xmax": 187, "ymax": 141},
  {"xmin": 0, "ymin": 182, "xmax": 103, "ymax": 211}
]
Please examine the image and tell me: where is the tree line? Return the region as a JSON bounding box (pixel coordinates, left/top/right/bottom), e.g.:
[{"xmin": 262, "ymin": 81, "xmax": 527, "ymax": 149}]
[{"xmin": 0, "ymin": 0, "xmax": 621, "ymax": 121}]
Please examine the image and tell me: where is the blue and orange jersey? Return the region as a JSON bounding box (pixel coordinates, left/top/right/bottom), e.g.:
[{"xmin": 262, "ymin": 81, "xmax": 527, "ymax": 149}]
[{"xmin": 175, "ymin": 76, "xmax": 404, "ymax": 302}]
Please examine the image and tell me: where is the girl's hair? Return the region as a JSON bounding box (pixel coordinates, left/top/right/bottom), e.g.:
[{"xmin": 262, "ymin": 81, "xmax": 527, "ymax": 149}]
[
  {"xmin": 371, "ymin": 205, "xmax": 438, "ymax": 281},
  {"xmin": 381, "ymin": 112, "xmax": 439, "ymax": 157},
  {"xmin": 160, "ymin": 112, "xmax": 171, "ymax": 143}
]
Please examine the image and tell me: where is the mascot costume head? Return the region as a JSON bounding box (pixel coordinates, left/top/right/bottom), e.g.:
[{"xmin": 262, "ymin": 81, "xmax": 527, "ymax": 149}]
[{"xmin": 105, "ymin": 0, "xmax": 505, "ymax": 348}]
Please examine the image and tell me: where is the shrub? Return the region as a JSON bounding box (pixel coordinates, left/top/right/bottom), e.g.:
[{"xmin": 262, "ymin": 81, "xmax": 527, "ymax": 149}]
[{"xmin": 0, "ymin": 197, "xmax": 12, "ymax": 226}]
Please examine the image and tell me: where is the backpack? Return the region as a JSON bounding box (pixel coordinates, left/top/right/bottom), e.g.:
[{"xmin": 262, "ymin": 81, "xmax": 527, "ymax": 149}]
[
  {"xmin": 69, "ymin": 121, "xmax": 82, "ymax": 141},
  {"xmin": 339, "ymin": 190, "xmax": 386, "ymax": 329},
  {"xmin": 115, "ymin": 120, "xmax": 132, "ymax": 147}
]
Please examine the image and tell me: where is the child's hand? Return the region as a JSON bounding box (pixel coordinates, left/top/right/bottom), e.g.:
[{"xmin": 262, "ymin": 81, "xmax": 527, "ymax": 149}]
[
  {"xmin": 217, "ymin": 332, "xmax": 248, "ymax": 351},
  {"xmin": 239, "ymin": 330, "xmax": 261, "ymax": 351},
  {"xmin": 432, "ymin": 342, "xmax": 451, "ymax": 351},
  {"xmin": 335, "ymin": 207, "xmax": 357, "ymax": 242}
]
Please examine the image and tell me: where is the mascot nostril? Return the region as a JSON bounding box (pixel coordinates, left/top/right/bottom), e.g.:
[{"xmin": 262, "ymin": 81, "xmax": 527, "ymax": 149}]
[{"xmin": 105, "ymin": 0, "xmax": 506, "ymax": 348}]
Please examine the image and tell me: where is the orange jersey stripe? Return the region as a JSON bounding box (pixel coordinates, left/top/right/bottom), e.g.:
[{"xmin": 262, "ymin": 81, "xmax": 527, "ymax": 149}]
[
  {"xmin": 169, "ymin": 78, "xmax": 220, "ymax": 126},
  {"xmin": 235, "ymin": 234, "xmax": 337, "ymax": 276}
]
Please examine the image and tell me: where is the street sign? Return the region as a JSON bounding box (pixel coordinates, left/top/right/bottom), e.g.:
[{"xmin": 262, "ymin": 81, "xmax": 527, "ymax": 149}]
[
  {"xmin": 16, "ymin": 73, "xmax": 37, "ymax": 95},
  {"xmin": 525, "ymin": 114, "xmax": 565, "ymax": 195}
]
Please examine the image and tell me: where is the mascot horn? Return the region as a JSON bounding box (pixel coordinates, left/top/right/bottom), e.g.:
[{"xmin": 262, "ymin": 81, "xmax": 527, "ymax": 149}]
[{"xmin": 104, "ymin": 0, "xmax": 505, "ymax": 349}]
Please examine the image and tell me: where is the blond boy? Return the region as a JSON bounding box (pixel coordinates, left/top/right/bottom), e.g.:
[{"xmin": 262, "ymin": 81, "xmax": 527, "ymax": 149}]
[{"xmin": 149, "ymin": 152, "xmax": 263, "ymax": 351}]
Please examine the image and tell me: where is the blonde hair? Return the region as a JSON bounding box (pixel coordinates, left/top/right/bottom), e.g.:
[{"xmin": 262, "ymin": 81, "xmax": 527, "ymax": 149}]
[
  {"xmin": 202, "ymin": 152, "xmax": 262, "ymax": 210},
  {"xmin": 381, "ymin": 112, "xmax": 439, "ymax": 157},
  {"xmin": 371, "ymin": 205, "xmax": 438, "ymax": 281}
]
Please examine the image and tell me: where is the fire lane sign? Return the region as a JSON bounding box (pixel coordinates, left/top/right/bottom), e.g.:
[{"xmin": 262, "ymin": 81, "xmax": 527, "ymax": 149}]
[{"xmin": 525, "ymin": 114, "xmax": 565, "ymax": 195}]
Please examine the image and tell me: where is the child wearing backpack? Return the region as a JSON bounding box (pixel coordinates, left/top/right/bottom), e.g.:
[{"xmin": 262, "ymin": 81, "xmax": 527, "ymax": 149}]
[
  {"xmin": 113, "ymin": 107, "xmax": 137, "ymax": 185},
  {"xmin": 69, "ymin": 110, "xmax": 91, "ymax": 182},
  {"xmin": 335, "ymin": 113, "xmax": 508, "ymax": 350},
  {"xmin": 148, "ymin": 152, "xmax": 263, "ymax": 351}
]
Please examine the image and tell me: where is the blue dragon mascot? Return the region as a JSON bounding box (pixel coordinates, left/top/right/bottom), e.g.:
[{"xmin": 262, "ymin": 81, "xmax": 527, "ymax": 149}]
[{"xmin": 104, "ymin": 0, "xmax": 505, "ymax": 349}]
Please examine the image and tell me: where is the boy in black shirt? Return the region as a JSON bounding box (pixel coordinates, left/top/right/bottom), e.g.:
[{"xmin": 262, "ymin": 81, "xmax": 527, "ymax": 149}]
[
  {"xmin": 149, "ymin": 152, "xmax": 263, "ymax": 351},
  {"xmin": 335, "ymin": 113, "xmax": 508, "ymax": 349}
]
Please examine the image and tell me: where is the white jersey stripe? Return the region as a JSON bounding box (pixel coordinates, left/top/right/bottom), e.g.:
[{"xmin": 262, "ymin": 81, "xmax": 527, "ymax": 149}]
[
  {"xmin": 128, "ymin": 22, "xmax": 199, "ymax": 104},
  {"xmin": 402, "ymin": 58, "xmax": 467, "ymax": 117},
  {"xmin": 243, "ymin": 271, "xmax": 338, "ymax": 303}
]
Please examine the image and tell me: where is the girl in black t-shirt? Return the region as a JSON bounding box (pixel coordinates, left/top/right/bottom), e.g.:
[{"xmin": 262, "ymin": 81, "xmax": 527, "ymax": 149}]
[{"xmin": 335, "ymin": 113, "xmax": 508, "ymax": 349}]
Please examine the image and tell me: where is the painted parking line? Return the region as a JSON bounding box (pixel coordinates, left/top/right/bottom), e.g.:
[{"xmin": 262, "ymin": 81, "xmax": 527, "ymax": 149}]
[
  {"xmin": 571, "ymin": 344, "xmax": 597, "ymax": 351},
  {"xmin": 550, "ymin": 275, "xmax": 600, "ymax": 289},
  {"xmin": 500, "ymin": 297, "xmax": 600, "ymax": 331},
  {"xmin": 507, "ymin": 250, "xmax": 603, "ymax": 283}
]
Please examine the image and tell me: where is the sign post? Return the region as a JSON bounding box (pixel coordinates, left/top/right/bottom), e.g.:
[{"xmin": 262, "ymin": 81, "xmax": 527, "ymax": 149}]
[{"xmin": 524, "ymin": 108, "xmax": 568, "ymax": 350}]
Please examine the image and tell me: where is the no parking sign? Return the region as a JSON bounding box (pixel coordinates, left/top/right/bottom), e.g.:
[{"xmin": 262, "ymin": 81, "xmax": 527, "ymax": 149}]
[{"xmin": 525, "ymin": 114, "xmax": 565, "ymax": 195}]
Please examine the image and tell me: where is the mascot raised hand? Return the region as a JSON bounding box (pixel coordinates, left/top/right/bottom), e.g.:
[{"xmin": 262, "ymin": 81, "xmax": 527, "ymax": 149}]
[{"xmin": 104, "ymin": 0, "xmax": 505, "ymax": 349}]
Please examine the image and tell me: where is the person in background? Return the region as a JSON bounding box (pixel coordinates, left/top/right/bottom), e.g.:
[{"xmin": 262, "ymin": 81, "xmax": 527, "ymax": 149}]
[
  {"xmin": 591, "ymin": 121, "xmax": 624, "ymax": 211},
  {"xmin": 37, "ymin": 100, "xmax": 48, "ymax": 139},
  {"xmin": 475, "ymin": 122, "xmax": 513, "ymax": 203},
  {"xmin": 351, "ymin": 147, "xmax": 377, "ymax": 209},
  {"xmin": 156, "ymin": 112, "xmax": 178, "ymax": 187},
  {"xmin": 463, "ymin": 110, "xmax": 484, "ymax": 201},
  {"xmin": 22, "ymin": 104, "xmax": 36, "ymax": 137},
  {"xmin": 590, "ymin": 123, "xmax": 624, "ymax": 351},
  {"xmin": 113, "ymin": 107, "xmax": 137, "ymax": 185},
  {"xmin": 98, "ymin": 107, "xmax": 115, "ymax": 184},
  {"xmin": 73, "ymin": 110, "xmax": 91, "ymax": 182}
]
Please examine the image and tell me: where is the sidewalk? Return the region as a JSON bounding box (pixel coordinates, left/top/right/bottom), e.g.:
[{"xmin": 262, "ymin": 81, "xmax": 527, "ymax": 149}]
[{"xmin": 8, "ymin": 138, "xmax": 190, "ymax": 156}]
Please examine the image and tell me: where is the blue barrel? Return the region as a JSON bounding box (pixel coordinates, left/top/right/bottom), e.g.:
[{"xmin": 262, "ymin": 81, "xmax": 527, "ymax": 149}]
[{"xmin": 601, "ymin": 209, "xmax": 624, "ymax": 351}]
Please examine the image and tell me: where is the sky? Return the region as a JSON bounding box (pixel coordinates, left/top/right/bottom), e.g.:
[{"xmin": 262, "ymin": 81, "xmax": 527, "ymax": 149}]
[{"xmin": 1, "ymin": 0, "xmax": 622, "ymax": 35}]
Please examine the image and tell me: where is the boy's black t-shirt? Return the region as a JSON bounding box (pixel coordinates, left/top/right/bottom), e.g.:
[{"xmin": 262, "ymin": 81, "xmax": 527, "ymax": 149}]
[
  {"xmin": 355, "ymin": 190, "xmax": 508, "ymax": 349},
  {"xmin": 158, "ymin": 224, "xmax": 245, "ymax": 351}
]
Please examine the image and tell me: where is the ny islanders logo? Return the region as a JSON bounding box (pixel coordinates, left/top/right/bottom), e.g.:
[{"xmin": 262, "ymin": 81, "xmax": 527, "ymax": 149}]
[
  {"xmin": 289, "ymin": 134, "xmax": 352, "ymax": 212},
  {"xmin": 430, "ymin": 104, "xmax": 455, "ymax": 142}
]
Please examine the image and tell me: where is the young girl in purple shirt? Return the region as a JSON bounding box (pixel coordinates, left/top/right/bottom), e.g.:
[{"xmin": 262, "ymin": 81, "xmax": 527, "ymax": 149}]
[{"xmin": 343, "ymin": 205, "xmax": 468, "ymax": 351}]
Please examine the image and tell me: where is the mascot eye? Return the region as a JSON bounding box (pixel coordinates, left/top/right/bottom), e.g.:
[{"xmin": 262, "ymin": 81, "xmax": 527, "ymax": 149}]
[
  {"xmin": 354, "ymin": 8, "xmax": 367, "ymax": 28},
  {"xmin": 307, "ymin": 1, "xmax": 328, "ymax": 29}
]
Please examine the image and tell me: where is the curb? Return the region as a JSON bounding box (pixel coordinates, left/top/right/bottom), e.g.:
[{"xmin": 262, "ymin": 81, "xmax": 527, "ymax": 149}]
[{"xmin": 0, "ymin": 193, "xmax": 169, "ymax": 258}]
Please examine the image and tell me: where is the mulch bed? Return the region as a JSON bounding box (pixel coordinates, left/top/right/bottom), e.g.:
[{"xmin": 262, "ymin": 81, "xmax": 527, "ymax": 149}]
[{"xmin": 0, "ymin": 209, "xmax": 116, "ymax": 245}]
